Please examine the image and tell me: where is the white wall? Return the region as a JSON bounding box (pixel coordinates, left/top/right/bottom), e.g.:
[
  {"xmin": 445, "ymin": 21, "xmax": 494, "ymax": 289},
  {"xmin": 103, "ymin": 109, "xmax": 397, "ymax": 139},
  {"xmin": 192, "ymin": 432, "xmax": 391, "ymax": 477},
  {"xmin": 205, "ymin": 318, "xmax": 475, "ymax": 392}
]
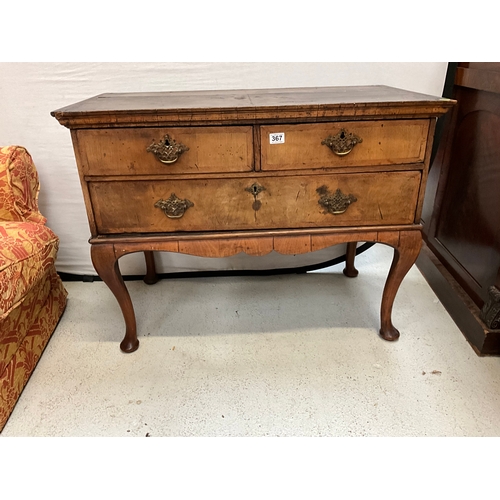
[{"xmin": 0, "ymin": 62, "xmax": 448, "ymax": 275}]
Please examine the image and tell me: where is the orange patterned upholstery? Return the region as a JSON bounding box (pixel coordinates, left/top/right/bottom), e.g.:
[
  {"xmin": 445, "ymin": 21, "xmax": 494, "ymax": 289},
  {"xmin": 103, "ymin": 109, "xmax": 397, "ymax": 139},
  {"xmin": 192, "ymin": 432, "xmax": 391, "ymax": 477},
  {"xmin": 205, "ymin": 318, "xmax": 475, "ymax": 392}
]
[
  {"xmin": 0, "ymin": 146, "xmax": 67, "ymax": 432},
  {"xmin": 0, "ymin": 146, "xmax": 46, "ymax": 224},
  {"xmin": 0, "ymin": 222, "xmax": 60, "ymax": 320}
]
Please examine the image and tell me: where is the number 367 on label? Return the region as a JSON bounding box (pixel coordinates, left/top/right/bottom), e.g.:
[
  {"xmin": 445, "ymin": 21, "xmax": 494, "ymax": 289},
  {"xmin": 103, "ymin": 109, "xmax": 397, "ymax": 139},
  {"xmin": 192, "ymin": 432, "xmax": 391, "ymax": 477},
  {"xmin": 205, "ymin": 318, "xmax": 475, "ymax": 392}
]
[{"xmin": 269, "ymin": 132, "xmax": 285, "ymax": 144}]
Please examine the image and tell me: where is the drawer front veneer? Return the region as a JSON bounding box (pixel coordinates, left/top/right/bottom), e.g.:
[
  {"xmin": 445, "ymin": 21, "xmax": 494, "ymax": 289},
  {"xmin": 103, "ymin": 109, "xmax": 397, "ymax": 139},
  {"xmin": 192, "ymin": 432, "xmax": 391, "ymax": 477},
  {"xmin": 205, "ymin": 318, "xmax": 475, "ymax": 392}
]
[
  {"xmin": 89, "ymin": 171, "xmax": 421, "ymax": 234},
  {"xmin": 76, "ymin": 126, "xmax": 254, "ymax": 176},
  {"xmin": 260, "ymin": 120, "xmax": 429, "ymax": 171}
]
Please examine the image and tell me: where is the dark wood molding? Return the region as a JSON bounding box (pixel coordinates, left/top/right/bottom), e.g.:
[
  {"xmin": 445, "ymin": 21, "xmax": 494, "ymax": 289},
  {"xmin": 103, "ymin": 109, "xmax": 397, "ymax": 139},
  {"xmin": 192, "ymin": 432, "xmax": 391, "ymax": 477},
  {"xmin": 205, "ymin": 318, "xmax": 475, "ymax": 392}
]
[
  {"xmin": 417, "ymin": 244, "xmax": 500, "ymax": 356},
  {"xmin": 455, "ymin": 66, "xmax": 500, "ymax": 94}
]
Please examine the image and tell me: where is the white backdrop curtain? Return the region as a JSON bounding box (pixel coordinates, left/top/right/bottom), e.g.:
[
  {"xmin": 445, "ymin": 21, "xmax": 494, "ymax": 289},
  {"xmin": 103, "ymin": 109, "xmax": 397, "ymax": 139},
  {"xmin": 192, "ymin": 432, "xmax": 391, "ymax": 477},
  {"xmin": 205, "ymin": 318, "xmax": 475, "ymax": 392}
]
[{"xmin": 0, "ymin": 62, "xmax": 447, "ymax": 276}]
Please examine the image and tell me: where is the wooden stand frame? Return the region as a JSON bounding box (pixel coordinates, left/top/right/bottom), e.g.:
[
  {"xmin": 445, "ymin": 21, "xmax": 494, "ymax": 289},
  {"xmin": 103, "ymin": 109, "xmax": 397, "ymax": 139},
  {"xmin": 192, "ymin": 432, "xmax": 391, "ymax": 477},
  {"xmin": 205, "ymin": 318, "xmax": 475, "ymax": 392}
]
[{"xmin": 90, "ymin": 227, "xmax": 422, "ymax": 353}]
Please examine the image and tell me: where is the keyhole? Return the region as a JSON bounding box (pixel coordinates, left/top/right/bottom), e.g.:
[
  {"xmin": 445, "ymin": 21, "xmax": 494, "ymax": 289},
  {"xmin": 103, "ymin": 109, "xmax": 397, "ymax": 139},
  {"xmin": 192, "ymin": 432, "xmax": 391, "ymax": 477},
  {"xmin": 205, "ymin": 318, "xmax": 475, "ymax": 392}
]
[
  {"xmin": 246, "ymin": 183, "xmax": 265, "ymax": 197},
  {"xmin": 339, "ymin": 131, "xmax": 345, "ymax": 139}
]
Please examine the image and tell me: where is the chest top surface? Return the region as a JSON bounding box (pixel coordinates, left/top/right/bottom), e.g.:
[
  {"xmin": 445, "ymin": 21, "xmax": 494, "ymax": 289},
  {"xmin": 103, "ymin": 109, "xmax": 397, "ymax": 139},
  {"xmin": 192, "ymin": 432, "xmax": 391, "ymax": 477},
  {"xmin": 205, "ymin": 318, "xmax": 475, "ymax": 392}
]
[{"xmin": 51, "ymin": 85, "xmax": 455, "ymax": 128}]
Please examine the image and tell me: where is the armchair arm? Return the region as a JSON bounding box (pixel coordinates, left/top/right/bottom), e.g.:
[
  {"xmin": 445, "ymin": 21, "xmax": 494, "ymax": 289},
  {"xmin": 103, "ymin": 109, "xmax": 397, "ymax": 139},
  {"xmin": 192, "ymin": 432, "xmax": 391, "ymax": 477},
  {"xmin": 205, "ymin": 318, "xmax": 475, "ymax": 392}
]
[{"xmin": 0, "ymin": 146, "xmax": 46, "ymax": 224}]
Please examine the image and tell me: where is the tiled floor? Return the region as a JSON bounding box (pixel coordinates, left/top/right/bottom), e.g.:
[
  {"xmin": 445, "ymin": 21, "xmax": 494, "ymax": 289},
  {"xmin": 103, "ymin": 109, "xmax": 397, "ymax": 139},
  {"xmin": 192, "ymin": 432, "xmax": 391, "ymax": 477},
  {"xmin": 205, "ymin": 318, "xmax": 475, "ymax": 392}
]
[{"xmin": 2, "ymin": 243, "xmax": 500, "ymax": 437}]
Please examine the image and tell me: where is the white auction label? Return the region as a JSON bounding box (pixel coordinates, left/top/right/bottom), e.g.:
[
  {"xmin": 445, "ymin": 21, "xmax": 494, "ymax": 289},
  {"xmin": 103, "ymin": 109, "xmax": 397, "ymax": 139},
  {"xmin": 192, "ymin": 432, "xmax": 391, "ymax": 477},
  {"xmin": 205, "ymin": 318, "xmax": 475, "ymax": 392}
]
[{"xmin": 269, "ymin": 132, "xmax": 285, "ymax": 144}]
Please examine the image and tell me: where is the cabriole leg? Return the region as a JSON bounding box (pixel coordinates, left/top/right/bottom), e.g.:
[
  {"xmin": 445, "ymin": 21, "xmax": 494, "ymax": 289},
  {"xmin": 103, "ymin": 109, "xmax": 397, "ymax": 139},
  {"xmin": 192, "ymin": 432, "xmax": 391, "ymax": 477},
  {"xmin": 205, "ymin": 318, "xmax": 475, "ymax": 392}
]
[
  {"xmin": 144, "ymin": 250, "xmax": 159, "ymax": 285},
  {"xmin": 343, "ymin": 241, "xmax": 359, "ymax": 278},
  {"xmin": 91, "ymin": 243, "xmax": 139, "ymax": 353},
  {"xmin": 379, "ymin": 231, "xmax": 422, "ymax": 341}
]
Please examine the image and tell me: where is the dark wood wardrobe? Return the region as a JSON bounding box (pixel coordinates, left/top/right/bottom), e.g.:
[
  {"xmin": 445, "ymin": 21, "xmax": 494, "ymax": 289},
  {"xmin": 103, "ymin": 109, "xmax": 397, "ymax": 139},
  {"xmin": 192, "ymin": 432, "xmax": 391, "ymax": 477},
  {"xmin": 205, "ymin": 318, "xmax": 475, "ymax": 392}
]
[{"xmin": 418, "ymin": 62, "xmax": 500, "ymax": 355}]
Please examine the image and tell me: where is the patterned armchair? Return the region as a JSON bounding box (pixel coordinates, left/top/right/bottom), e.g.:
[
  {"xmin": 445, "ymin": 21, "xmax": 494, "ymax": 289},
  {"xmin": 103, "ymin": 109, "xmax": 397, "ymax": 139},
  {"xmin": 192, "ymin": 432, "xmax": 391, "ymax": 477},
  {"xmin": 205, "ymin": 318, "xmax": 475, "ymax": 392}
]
[{"xmin": 0, "ymin": 146, "xmax": 67, "ymax": 432}]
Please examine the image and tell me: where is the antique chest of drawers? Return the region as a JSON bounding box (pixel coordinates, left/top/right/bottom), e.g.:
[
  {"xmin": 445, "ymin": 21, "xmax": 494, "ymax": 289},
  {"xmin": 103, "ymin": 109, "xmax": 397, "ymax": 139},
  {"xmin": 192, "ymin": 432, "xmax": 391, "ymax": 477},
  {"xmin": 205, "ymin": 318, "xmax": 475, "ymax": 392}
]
[{"xmin": 52, "ymin": 86, "xmax": 454, "ymax": 352}]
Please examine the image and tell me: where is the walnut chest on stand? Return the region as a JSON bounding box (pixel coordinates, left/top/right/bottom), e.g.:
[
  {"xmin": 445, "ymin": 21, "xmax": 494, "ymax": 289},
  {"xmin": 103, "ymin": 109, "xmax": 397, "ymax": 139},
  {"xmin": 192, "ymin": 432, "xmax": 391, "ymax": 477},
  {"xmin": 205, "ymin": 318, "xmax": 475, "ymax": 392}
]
[{"xmin": 52, "ymin": 86, "xmax": 454, "ymax": 353}]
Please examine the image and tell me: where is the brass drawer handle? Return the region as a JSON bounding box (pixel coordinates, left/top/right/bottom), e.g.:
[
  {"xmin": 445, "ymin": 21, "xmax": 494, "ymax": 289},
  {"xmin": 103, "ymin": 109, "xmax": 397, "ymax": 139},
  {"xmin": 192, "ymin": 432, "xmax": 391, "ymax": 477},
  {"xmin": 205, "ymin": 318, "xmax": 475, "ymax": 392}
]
[
  {"xmin": 155, "ymin": 193, "xmax": 194, "ymax": 219},
  {"xmin": 147, "ymin": 134, "xmax": 189, "ymax": 164},
  {"xmin": 322, "ymin": 128, "xmax": 363, "ymax": 156},
  {"xmin": 317, "ymin": 186, "xmax": 357, "ymax": 215}
]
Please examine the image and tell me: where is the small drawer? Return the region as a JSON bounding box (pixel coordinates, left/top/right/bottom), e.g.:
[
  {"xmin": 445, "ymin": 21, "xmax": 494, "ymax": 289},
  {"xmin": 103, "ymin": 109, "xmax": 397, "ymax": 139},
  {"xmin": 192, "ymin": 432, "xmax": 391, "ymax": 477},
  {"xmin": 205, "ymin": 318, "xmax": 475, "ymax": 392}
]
[
  {"xmin": 76, "ymin": 126, "xmax": 254, "ymax": 176},
  {"xmin": 260, "ymin": 120, "xmax": 429, "ymax": 171},
  {"xmin": 89, "ymin": 171, "xmax": 421, "ymax": 234}
]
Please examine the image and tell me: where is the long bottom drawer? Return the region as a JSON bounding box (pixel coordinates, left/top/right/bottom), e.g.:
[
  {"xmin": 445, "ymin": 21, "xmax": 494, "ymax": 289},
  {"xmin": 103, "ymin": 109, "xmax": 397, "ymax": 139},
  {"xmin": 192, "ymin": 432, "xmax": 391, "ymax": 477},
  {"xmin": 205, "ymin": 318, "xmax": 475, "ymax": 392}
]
[{"xmin": 89, "ymin": 171, "xmax": 421, "ymax": 234}]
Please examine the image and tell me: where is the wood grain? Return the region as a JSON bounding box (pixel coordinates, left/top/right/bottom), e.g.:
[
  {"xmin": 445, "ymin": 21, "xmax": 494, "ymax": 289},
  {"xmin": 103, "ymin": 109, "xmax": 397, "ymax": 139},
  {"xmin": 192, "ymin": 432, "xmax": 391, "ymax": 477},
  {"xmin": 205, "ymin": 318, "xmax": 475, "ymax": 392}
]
[
  {"xmin": 261, "ymin": 120, "xmax": 429, "ymax": 171},
  {"xmin": 272, "ymin": 235, "xmax": 312, "ymax": 255},
  {"xmin": 178, "ymin": 238, "xmax": 274, "ymax": 257},
  {"xmin": 77, "ymin": 126, "xmax": 253, "ymax": 176},
  {"xmin": 52, "ymin": 86, "xmax": 456, "ymax": 128},
  {"xmin": 89, "ymin": 171, "xmax": 421, "ymax": 234}
]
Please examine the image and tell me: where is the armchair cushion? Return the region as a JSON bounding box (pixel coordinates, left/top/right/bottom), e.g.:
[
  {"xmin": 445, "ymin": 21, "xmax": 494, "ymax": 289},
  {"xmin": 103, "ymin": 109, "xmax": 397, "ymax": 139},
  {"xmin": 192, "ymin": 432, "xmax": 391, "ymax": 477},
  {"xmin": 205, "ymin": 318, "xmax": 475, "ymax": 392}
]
[
  {"xmin": 0, "ymin": 221, "xmax": 59, "ymax": 319},
  {"xmin": 0, "ymin": 145, "xmax": 46, "ymax": 224}
]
